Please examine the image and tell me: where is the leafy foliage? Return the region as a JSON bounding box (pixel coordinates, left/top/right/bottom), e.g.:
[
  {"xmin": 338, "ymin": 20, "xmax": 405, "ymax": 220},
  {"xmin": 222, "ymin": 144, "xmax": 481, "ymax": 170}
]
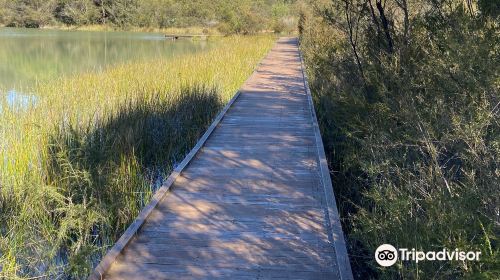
[
  {"xmin": 300, "ymin": 0, "xmax": 499, "ymax": 278},
  {"xmin": 0, "ymin": 0, "xmax": 299, "ymax": 34}
]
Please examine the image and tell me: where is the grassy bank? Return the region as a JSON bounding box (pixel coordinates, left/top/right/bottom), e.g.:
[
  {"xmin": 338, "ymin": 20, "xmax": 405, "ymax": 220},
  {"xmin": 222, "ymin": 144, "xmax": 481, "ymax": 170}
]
[
  {"xmin": 0, "ymin": 35, "xmax": 275, "ymax": 279},
  {"xmin": 38, "ymin": 24, "xmax": 223, "ymax": 35},
  {"xmin": 299, "ymin": 1, "xmax": 498, "ymax": 279}
]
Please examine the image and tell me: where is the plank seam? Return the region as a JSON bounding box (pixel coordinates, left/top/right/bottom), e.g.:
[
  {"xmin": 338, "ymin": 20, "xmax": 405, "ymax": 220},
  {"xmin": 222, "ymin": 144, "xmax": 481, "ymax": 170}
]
[
  {"xmin": 87, "ymin": 41, "xmax": 277, "ymax": 280},
  {"xmin": 298, "ymin": 41, "xmax": 354, "ymax": 280}
]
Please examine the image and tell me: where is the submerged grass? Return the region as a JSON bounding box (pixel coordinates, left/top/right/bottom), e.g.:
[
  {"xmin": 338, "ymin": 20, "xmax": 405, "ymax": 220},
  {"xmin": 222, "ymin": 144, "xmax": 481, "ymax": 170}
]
[{"xmin": 0, "ymin": 35, "xmax": 275, "ymax": 279}]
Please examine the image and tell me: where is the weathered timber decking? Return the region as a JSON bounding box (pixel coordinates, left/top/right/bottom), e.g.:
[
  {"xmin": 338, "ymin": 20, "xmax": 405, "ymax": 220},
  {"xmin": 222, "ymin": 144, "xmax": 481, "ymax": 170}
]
[{"xmin": 90, "ymin": 37, "xmax": 353, "ymax": 280}]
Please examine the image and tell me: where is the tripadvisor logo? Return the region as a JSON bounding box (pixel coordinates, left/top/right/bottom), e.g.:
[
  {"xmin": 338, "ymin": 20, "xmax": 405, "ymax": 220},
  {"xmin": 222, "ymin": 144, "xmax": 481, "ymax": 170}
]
[
  {"xmin": 375, "ymin": 244, "xmax": 398, "ymax": 267},
  {"xmin": 375, "ymin": 244, "xmax": 482, "ymax": 267}
]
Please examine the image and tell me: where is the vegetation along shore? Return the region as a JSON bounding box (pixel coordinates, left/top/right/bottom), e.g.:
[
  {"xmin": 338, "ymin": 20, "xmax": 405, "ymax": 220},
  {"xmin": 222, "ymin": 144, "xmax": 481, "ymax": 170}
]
[{"xmin": 0, "ymin": 0, "xmax": 299, "ymax": 34}]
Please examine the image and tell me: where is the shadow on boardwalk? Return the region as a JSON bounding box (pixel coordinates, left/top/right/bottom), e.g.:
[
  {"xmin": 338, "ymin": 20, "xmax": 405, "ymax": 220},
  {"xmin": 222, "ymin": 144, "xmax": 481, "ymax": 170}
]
[
  {"xmin": 95, "ymin": 38, "xmax": 351, "ymax": 280},
  {"xmin": 44, "ymin": 86, "xmax": 222, "ymax": 274}
]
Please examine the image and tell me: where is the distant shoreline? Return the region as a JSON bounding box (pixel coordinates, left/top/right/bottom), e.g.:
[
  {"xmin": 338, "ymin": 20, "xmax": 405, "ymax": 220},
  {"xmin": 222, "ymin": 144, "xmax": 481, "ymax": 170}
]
[
  {"xmin": 1, "ymin": 24, "xmax": 288, "ymax": 36},
  {"xmin": 1, "ymin": 24, "xmax": 222, "ymax": 35}
]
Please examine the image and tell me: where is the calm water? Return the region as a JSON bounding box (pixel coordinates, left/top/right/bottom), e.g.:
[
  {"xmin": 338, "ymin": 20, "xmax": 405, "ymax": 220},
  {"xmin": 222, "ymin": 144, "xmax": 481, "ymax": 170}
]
[{"xmin": 0, "ymin": 28, "xmax": 209, "ymax": 95}]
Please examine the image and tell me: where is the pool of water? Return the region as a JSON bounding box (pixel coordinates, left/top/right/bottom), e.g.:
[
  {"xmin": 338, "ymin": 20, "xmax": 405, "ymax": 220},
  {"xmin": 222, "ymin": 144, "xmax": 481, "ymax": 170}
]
[{"xmin": 0, "ymin": 27, "xmax": 210, "ymax": 106}]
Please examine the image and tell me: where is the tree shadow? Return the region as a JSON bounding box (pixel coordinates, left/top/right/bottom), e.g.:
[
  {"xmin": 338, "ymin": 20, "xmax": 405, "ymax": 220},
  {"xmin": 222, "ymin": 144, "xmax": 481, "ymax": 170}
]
[{"xmin": 44, "ymin": 84, "xmax": 223, "ymax": 276}]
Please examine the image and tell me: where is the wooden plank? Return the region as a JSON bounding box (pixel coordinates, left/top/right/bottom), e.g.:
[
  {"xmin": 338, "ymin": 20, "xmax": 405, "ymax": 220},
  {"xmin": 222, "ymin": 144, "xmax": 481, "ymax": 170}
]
[
  {"xmin": 216, "ymin": 120, "xmax": 311, "ymax": 127},
  {"xmin": 139, "ymin": 223, "xmax": 330, "ymax": 241},
  {"xmin": 149, "ymin": 198, "xmax": 325, "ymax": 220},
  {"xmin": 123, "ymin": 235, "xmax": 334, "ymax": 255},
  {"xmin": 106, "ymin": 262, "xmax": 338, "ymax": 280},
  {"xmin": 183, "ymin": 167, "xmax": 318, "ymax": 180},
  {"xmin": 185, "ymin": 161, "xmax": 317, "ymax": 172},
  {"xmin": 192, "ymin": 148, "xmax": 318, "ymax": 161},
  {"xmin": 200, "ymin": 145, "xmax": 316, "ymax": 153},
  {"xmin": 186, "ymin": 159, "xmax": 318, "ymax": 173},
  {"xmin": 190, "ymin": 148, "xmax": 318, "ymax": 160},
  {"xmin": 170, "ymin": 177, "xmax": 322, "ymax": 196},
  {"xmin": 139, "ymin": 223, "xmax": 330, "ymax": 244},
  {"xmin": 117, "ymin": 251, "xmax": 336, "ymax": 271},
  {"xmin": 207, "ymin": 132, "xmax": 315, "ymax": 140},
  {"xmin": 119, "ymin": 254, "xmax": 335, "ymax": 272},
  {"xmin": 210, "ymin": 127, "xmax": 314, "ymax": 136},
  {"xmin": 180, "ymin": 169, "xmax": 319, "ymax": 182},
  {"xmin": 164, "ymin": 191, "xmax": 321, "ymax": 206}
]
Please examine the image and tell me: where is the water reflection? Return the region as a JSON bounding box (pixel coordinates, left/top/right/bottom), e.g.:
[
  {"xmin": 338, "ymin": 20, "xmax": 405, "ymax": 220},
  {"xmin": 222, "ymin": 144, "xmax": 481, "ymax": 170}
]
[
  {"xmin": 0, "ymin": 27, "xmax": 210, "ymax": 94},
  {"xmin": 0, "ymin": 90, "xmax": 38, "ymax": 112}
]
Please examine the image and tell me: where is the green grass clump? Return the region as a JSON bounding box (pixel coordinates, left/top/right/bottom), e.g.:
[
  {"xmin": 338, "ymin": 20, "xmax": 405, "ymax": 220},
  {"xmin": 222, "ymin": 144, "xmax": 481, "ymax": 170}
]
[{"xmin": 0, "ymin": 35, "xmax": 275, "ymax": 279}]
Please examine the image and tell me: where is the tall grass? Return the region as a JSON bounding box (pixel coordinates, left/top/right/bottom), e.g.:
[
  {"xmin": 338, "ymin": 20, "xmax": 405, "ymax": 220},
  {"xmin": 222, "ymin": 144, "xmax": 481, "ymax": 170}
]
[{"xmin": 0, "ymin": 35, "xmax": 275, "ymax": 279}]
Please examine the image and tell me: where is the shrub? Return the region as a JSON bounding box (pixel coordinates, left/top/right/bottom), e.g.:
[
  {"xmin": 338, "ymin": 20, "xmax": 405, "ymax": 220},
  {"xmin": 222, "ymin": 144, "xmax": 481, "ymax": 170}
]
[{"xmin": 300, "ymin": 1, "xmax": 499, "ymax": 278}]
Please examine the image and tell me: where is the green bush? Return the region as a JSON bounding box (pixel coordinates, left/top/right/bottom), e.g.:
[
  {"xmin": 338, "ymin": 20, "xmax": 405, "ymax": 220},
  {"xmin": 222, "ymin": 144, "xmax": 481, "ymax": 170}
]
[{"xmin": 300, "ymin": 1, "xmax": 499, "ymax": 278}]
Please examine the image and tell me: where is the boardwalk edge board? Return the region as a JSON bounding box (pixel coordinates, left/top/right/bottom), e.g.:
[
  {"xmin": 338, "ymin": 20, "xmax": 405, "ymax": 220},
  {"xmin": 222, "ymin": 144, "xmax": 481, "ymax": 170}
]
[
  {"xmin": 299, "ymin": 46, "xmax": 355, "ymax": 280},
  {"xmin": 88, "ymin": 46, "xmax": 273, "ymax": 280}
]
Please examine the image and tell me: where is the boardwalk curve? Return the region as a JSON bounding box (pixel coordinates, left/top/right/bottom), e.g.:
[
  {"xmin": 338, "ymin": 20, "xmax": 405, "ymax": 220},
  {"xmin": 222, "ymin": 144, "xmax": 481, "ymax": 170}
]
[{"xmin": 90, "ymin": 37, "xmax": 353, "ymax": 280}]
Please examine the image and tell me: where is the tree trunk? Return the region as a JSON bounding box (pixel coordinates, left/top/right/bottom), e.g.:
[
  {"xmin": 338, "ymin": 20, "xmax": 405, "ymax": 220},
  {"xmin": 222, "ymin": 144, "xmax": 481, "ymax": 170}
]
[{"xmin": 376, "ymin": 0, "xmax": 393, "ymax": 54}]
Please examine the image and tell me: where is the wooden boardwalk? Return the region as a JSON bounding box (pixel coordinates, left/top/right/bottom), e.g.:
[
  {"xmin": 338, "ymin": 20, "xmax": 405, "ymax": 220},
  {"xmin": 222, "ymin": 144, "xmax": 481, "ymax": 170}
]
[{"xmin": 90, "ymin": 38, "xmax": 353, "ymax": 280}]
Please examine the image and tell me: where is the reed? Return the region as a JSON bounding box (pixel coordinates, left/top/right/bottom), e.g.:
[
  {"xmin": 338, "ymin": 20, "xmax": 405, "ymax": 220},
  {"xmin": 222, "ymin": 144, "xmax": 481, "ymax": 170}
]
[{"xmin": 0, "ymin": 35, "xmax": 275, "ymax": 279}]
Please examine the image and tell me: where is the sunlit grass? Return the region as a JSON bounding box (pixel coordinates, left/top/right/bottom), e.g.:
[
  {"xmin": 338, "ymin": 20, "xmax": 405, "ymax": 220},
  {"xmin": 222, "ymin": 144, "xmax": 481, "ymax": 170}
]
[
  {"xmin": 42, "ymin": 24, "xmax": 222, "ymax": 35},
  {"xmin": 0, "ymin": 35, "xmax": 275, "ymax": 279}
]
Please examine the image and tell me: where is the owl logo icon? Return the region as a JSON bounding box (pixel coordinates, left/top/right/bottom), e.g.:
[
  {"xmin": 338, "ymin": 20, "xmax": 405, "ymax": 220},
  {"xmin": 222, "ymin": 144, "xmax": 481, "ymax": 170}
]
[{"xmin": 375, "ymin": 244, "xmax": 398, "ymax": 266}]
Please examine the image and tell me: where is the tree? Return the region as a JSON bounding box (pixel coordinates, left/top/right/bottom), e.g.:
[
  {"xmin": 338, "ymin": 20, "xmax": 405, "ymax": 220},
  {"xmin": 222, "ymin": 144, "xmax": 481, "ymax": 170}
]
[
  {"xmin": 3, "ymin": 0, "xmax": 55, "ymax": 28},
  {"xmin": 0, "ymin": 0, "xmax": 299, "ymax": 33},
  {"xmin": 53, "ymin": 0, "xmax": 100, "ymax": 25}
]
